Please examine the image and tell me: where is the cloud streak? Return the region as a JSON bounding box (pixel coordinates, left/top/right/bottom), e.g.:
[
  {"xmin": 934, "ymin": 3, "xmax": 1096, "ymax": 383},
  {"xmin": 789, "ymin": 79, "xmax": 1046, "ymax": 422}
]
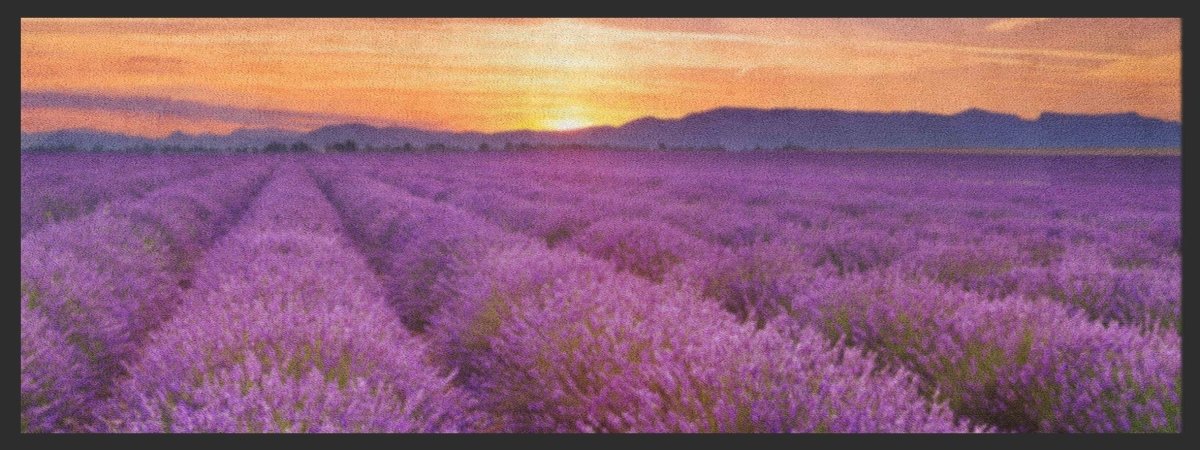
[
  {"xmin": 21, "ymin": 91, "xmax": 402, "ymax": 131},
  {"xmin": 986, "ymin": 18, "xmax": 1050, "ymax": 32}
]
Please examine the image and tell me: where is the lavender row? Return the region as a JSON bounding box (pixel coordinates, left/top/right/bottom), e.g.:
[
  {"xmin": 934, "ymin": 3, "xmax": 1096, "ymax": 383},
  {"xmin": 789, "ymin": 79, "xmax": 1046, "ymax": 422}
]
[
  {"xmin": 781, "ymin": 272, "xmax": 1181, "ymax": 432},
  {"xmin": 20, "ymin": 302, "xmax": 92, "ymax": 433},
  {"xmin": 374, "ymin": 171, "xmax": 1155, "ymax": 337},
  {"xmin": 412, "ymin": 157, "xmax": 1177, "ymax": 268},
  {"xmin": 21, "ymin": 154, "xmax": 229, "ymax": 236},
  {"xmin": 20, "ymin": 162, "xmax": 274, "ymax": 432},
  {"xmin": 98, "ymin": 163, "xmax": 476, "ymax": 432},
  {"xmin": 313, "ymin": 166, "xmax": 967, "ymax": 432},
  {"xmin": 369, "ymin": 156, "xmax": 1178, "ymax": 332},
  {"xmin": 386, "ymin": 152, "xmax": 1177, "ymax": 265}
]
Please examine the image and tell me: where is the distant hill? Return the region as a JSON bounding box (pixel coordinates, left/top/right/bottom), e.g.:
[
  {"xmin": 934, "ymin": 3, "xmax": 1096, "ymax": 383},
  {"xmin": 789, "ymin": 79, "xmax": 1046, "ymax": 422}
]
[{"xmin": 21, "ymin": 107, "xmax": 1181, "ymax": 151}]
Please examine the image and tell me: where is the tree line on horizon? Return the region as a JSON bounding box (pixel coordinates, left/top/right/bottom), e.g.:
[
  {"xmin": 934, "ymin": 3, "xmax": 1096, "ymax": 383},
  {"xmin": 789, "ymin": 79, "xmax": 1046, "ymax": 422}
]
[{"xmin": 21, "ymin": 140, "xmax": 770, "ymax": 155}]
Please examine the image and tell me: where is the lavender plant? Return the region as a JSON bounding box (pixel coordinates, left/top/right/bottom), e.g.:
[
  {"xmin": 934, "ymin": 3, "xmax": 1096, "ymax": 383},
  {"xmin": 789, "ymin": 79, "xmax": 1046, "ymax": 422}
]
[{"xmin": 101, "ymin": 164, "xmax": 477, "ymax": 432}]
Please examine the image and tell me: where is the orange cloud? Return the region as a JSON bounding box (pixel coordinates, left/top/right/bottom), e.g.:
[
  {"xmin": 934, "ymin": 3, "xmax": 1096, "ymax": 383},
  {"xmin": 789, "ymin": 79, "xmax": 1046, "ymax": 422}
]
[{"xmin": 986, "ymin": 18, "xmax": 1050, "ymax": 32}]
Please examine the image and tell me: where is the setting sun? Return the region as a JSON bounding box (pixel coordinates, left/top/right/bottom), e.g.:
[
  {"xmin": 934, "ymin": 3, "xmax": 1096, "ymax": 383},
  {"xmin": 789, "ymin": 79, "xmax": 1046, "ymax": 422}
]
[{"xmin": 545, "ymin": 117, "xmax": 591, "ymax": 131}]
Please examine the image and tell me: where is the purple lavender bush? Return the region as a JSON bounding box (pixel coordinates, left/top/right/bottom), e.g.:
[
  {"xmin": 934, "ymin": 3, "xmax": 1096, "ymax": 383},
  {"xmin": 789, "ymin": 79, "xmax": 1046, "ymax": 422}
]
[
  {"xmin": 21, "ymin": 301, "xmax": 94, "ymax": 433},
  {"xmin": 428, "ymin": 243, "xmax": 966, "ymax": 432},
  {"xmin": 21, "ymin": 154, "xmax": 223, "ymax": 235},
  {"xmin": 20, "ymin": 162, "xmax": 273, "ymax": 432},
  {"xmin": 785, "ymin": 271, "xmax": 1181, "ymax": 432},
  {"xmin": 316, "ymin": 172, "xmax": 523, "ymax": 332},
  {"xmin": 666, "ymin": 240, "xmax": 829, "ymax": 326},
  {"xmin": 568, "ymin": 217, "xmax": 720, "ymax": 283},
  {"xmin": 101, "ymin": 165, "xmax": 478, "ymax": 432}
]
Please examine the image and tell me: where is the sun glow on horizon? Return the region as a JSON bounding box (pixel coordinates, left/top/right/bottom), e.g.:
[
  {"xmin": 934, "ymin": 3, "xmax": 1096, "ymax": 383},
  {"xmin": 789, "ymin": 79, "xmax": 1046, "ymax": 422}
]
[
  {"xmin": 19, "ymin": 18, "xmax": 1181, "ymax": 136},
  {"xmin": 544, "ymin": 117, "xmax": 592, "ymax": 131}
]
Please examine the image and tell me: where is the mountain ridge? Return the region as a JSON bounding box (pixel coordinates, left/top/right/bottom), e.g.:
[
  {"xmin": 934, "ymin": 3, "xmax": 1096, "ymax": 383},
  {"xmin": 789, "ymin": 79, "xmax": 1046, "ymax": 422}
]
[{"xmin": 21, "ymin": 107, "xmax": 1181, "ymax": 150}]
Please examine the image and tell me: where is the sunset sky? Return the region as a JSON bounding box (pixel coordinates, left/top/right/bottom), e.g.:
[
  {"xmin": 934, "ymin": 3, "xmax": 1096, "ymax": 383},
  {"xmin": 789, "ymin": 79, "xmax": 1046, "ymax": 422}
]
[{"xmin": 21, "ymin": 18, "xmax": 1181, "ymax": 137}]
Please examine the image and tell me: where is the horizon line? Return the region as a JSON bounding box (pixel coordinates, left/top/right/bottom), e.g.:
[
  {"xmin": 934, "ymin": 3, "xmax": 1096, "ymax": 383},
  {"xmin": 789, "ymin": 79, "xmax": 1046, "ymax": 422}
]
[{"xmin": 21, "ymin": 101, "xmax": 1180, "ymax": 141}]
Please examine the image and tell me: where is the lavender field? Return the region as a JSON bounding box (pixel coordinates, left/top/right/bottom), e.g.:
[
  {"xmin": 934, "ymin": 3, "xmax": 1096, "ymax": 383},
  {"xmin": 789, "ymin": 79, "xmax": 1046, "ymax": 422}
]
[{"xmin": 20, "ymin": 150, "xmax": 1181, "ymax": 433}]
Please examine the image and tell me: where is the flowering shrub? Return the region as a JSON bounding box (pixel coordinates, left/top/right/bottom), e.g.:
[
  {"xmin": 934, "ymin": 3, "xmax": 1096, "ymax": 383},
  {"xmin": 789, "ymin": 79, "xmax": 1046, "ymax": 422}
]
[{"xmin": 785, "ymin": 272, "xmax": 1181, "ymax": 432}]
